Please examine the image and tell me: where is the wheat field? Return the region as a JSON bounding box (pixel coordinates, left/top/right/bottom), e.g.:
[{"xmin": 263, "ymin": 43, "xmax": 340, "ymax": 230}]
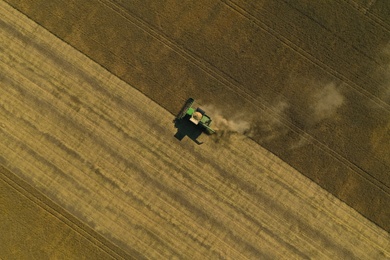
[{"xmin": 0, "ymin": 1, "xmax": 389, "ymax": 259}]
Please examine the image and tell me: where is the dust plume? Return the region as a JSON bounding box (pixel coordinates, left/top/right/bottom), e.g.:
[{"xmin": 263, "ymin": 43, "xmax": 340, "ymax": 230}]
[
  {"xmin": 252, "ymin": 100, "xmax": 290, "ymax": 143},
  {"xmin": 287, "ymin": 82, "xmax": 344, "ymax": 150},
  {"xmin": 200, "ymin": 104, "xmax": 252, "ymax": 137},
  {"xmin": 311, "ymin": 83, "xmax": 344, "ymax": 122}
]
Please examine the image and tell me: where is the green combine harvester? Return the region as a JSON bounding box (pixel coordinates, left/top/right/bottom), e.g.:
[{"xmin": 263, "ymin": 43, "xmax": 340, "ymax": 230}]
[{"xmin": 175, "ymin": 98, "xmax": 216, "ymax": 135}]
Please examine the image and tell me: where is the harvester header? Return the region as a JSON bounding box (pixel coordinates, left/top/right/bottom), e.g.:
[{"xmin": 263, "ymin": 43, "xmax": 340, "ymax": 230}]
[{"xmin": 175, "ymin": 98, "xmax": 216, "ymax": 135}]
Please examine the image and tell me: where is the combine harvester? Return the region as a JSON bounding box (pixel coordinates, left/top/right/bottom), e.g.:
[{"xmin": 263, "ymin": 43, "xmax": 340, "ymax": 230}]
[{"xmin": 175, "ymin": 98, "xmax": 216, "ymax": 135}]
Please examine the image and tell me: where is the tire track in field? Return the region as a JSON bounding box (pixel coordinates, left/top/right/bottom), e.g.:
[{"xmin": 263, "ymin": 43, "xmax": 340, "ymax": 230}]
[
  {"xmin": 215, "ymin": 0, "xmax": 390, "ymax": 189},
  {"xmin": 278, "ymin": 0, "xmax": 386, "ymax": 67},
  {"xmin": 344, "ymin": 0, "xmax": 390, "ymax": 31},
  {"xmin": 105, "ymin": 0, "xmax": 390, "ymax": 110},
  {"xmin": 220, "ymin": 0, "xmax": 390, "ymax": 187},
  {"xmin": 222, "ymin": 0, "xmax": 390, "ymax": 110}
]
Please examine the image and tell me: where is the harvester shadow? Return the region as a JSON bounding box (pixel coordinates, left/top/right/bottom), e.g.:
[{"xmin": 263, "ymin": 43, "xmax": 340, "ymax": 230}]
[{"xmin": 173, "ymin": 116, "xmax": 204, "ymax": 145}]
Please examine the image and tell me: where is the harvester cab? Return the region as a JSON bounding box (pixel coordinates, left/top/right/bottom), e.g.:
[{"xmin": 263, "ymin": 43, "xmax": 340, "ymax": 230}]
[{"xmin": 175, "ymin": 98, "xmax": 216, "ymax": 135}]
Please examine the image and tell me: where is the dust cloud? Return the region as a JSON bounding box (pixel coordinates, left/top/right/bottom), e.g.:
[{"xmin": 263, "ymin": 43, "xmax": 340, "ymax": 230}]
[
  {"xmin": 287, "ymin": 82, "xmax": 345, "ymax": 150},
  {"xmin": 311, "ymin": 83, "xmax": 344, "ymax": 122},
  {"xmin": 200, "ymin": 104, "xmax": 252, "ymax": 137},
  {"xmin": 199, "ymin": 81, "xmax": 344, "ymax": 145},
  {"xmin": 256, "ymin": 100, "xmax": 290, "ymax": 142}
]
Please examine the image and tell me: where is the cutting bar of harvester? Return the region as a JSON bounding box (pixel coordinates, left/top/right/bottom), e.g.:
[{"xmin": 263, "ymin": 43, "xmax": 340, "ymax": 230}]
[
  {"xmin": 203, "ymin": 124, "xmax": 216, "ymax": 135},
  {"xmin": 175, "ymin": 98, "xmax": 194, "ymax": 120}
]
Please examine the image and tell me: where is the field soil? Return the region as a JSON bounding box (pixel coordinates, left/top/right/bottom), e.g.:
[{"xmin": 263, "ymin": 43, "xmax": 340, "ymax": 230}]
[{"xmin": 1, "ymin": 0, "xmax": 390, "ymax": 258}]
